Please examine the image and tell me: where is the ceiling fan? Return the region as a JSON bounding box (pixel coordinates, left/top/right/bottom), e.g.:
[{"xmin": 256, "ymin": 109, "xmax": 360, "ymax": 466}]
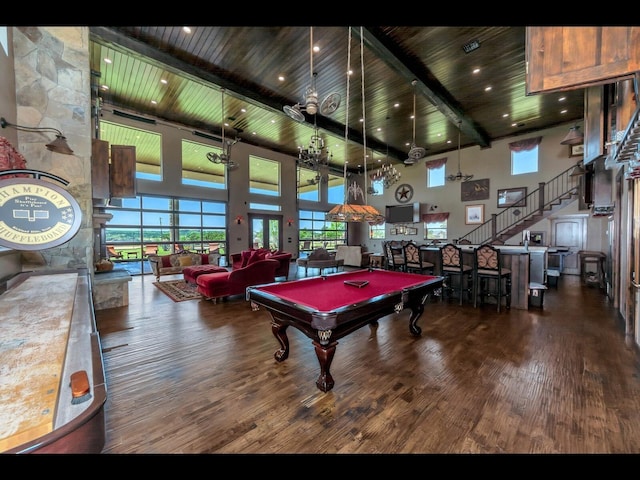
[
  {"xmin": 405, "ymin": 80, "xmax": 426, "ymax": 165},
  {"xmin": 283, "ymin": 27, "xmax": 341, "ymax": 122},
  {"xmin": 206, "ymin": 88, "xmax": 239, "ymax": 170}
]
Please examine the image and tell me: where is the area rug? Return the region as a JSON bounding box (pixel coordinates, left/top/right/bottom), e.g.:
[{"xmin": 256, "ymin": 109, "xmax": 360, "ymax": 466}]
[{"xmin": 153, "ymin": 280, "xmax": 201, "ymax": 302}]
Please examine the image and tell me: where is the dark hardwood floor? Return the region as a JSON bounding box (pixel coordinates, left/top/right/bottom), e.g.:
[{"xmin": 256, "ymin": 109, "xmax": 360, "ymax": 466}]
[{"xmin": 95, "ymin": 264, "xmax": 640, "ymax": 454}]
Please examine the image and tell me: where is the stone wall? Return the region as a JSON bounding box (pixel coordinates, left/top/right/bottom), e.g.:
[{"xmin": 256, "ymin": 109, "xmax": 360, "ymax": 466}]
[{"xmin": 11, "ymin": 27, "xmax": 93, "ymax": 272}]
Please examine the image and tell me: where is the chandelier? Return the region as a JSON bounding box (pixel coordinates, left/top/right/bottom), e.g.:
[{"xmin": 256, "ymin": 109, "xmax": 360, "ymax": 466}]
[
  {"xmin": 447, "ymin": 122, "xmax": 473, "ymax": 182},
  {"xmin": 326, "ymin": 27, "xmax": 384, "ymax": 224},
  {"xmin": 206, "ymin": 88, "xmax": 239, "ymax": 170},
  {"xmin": 371, "ymin": 162, "xmax": 401, "ymax": 189},
  {"xmin": 371, "ymin": 117, "xmax": 401, "ymax": 189},
  {"xmin": 298, "ymin": 117, "xmax": 331, "ymax": 170}
]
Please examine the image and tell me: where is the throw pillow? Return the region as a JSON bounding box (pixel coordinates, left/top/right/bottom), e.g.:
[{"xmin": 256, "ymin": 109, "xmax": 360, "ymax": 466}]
[
  {"xmin": 246, "ymin": 250, "xmax": 263, "ymax": 266},
  {"xmin": 178, "ymin": 256, "xmax": 193, "ymax": 267},
  {"xmin": 161, "ymin": 255, "xmax": 172, "ymax": 268},
  {"xmin": 241, "ymin": 250, "xmax": 252, "ymax": 268}
]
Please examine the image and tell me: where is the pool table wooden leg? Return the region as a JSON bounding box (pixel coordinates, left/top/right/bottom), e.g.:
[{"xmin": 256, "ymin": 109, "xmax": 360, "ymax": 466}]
[
  {"xmin": 408, "ymin": 304, "xmax": 425, "ymax": 336},
  {"xmin": 271, "ymin": 320, "xmax": 290, "ymax": 362},
  {"xmin": 312, "ymin": 340, "xmax": 336, "ymax": 392}
]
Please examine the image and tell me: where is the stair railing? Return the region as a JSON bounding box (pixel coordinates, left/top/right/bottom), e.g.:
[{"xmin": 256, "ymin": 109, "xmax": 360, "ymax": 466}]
[{"xmin": 458, "ymin": 163, "xmax": 580, "ymax": 245}]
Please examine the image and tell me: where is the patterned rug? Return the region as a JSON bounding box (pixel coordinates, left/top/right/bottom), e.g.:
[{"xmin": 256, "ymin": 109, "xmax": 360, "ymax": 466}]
[{"xmin": 153, "ymin": 280, "xmax": 200, "ymax": 302}]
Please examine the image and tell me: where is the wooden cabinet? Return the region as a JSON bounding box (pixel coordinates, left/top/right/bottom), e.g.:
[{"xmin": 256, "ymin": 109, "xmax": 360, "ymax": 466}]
[
  {"xmin": 526, "ymin": 26, "xmax": 640, "ymax": 94},
  {"xmin": 109, "ymin": 145, "xmax": 136, "ymax": 198}
]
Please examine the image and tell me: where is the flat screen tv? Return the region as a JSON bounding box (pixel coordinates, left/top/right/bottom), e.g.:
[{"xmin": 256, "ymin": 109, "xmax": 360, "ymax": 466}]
[{"xmin": 385, "ymin": 203, "xmax": 420, "ymax": 224}]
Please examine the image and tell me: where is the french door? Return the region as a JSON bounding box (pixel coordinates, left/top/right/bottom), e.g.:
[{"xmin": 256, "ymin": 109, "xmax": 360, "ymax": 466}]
[{"xmin": 248, "ymin": 214, "xmax": 283, "ymax": 251}]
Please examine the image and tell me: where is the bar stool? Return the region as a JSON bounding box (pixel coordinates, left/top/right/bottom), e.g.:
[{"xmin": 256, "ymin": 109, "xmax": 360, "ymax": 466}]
[
  {"xmin": 439, "ymin": 243, "xmax": 473, "ymax": 304},
  {"xmin": 403, "ymin": 241, "xmax": 435, "ymax": 274},
  {"xmin": 473, "ymin": 244, "xmax": 511, "ymax": 312}
]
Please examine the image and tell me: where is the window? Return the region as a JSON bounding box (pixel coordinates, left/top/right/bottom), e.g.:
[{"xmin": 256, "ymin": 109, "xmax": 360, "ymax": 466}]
[
  {"xmin": 104, "ymin": 195, "xmax": 228, "ymax": 271},
  {"xmin": 424, "ymin": 217, "xmax": 447, "ymax": 241},
  {"xmin": 297, "ymin": 165, "xmax": 320, "ymax": 201},
  {"xmin": 427, "ymin": 163, "xmax": 445, "ymax": 187},
  {"xmin": 99, "ymin": 121, "xmax": 162, "ymax": 181},
  {"xmin": 327, "ymin": 172, "xmax": 345, "ymax": 204},
  {"xmin": 181, "ymin": 139, "xmax": 226, "ymax": 189},
  {"xmin": 250, "ymin": 156, "xmax": 280, "ymax": 196},
  {"xmin": 369, "ymin": 223, "xmax": 385, "ymax": 239},
  {"xmin": 509, "ymin": 137, "xmax": 542, "ymax": 175},
  {"xmin": 425, "ymin": 157, "xmax": 447, "ymax": 187},
  {"xmin": 298, "ymin": 210, "xmax": 347, "ymax": 256}
]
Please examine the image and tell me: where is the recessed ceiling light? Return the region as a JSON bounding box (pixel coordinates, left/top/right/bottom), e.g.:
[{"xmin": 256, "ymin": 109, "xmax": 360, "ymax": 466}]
[
  {"xmin": 151, "ymin": 100, "xmax": 157, "ymax": 105},
  {"xmin": 183, "ymin": 27, "xmax": 192, "ymax": 34},
  {"xmin": 104, "ymin": 58, "xmax": 112, "ymax": 64},
  {"xmin": 558, "ymin": 96, "xmax": 566, "ymax": 102},
  {"xmin": 394, "ymin": 103, "xmax": 400, "ymax": 108},
  {"xmin": 278, "ymin": 75, "xmax": 285, "ymax": 82},
  {"xmin": 160, "ymin": 79, "xmax": 167, "ymax": 84},
  {"xmin": 473, "ymin": 68, "xmax": 480, "ymax": 74},
  {"xmin": 560, "ymin": 109, "xmax": 568, "ymax": 114},
  {"xmin": 313, "ymin": 45, "xmax": 320, "ymax": 53},
  {"xmin": 502, "ymin": 113, "xmax": 509, "ymax": 118},
  {"xmin": 484, "ymin": 86, "xmax": 492, "ymax": 92},
  {"xmin": 100, "ymin": 85, "xmax": 109, "ymax": 91}
]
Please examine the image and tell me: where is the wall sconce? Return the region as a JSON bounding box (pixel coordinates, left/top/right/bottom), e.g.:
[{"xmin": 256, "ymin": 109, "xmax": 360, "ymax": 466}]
[
  {"xmin": 0, "ymin": 117, "xmax": 74, "ymax": 155},
  {"xmin": 287, "ymin": 218, "xmax": 294, "ymax": 227},
  {"xmin": 235, "ymin": 215, "xmax": 243, "ymax": 225}
]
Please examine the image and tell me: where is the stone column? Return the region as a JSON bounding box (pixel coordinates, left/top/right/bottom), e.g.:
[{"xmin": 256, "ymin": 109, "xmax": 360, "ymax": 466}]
[{"xmin": 12, "ymin": 26, "xmax": 93, "ymax": 271}]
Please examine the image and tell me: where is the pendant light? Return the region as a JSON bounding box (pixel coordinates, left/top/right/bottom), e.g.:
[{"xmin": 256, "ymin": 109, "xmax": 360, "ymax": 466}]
[{"xmin": 326, "ymin": 26, "xmax": 384, "ymax": 224}]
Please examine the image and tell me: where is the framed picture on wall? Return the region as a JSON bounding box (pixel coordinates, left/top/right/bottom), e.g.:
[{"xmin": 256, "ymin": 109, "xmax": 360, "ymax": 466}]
[
  {"xmin": 497, "ymin": 187, "xmax": 527, "ymax": 208},
  {"xmin": 406, "ymin": 227, "xmax": 418, "ymax": 235},
  {"xmin": 390, "ymin": 228, "xmax": 398, "ymax": 235},
  {"xmin": 461, "ymin": 178, "xmax": 490, "ymax": 201},
  {"xmin": 465, "ymin": 204, "xmax": 484, "ymax": 225},
  {"xmin": 569, "ymin": 144, "xmax": 584, "ymax": 157}
]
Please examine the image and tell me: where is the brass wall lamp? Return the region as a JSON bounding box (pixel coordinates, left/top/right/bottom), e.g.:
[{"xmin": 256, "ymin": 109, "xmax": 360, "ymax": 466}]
[{"xmin": 0, "ymin": 116, "xmax": 74, "ymax": 155}]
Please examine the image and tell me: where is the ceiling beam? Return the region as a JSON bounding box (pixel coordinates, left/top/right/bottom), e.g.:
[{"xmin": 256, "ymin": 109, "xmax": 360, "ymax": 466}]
[
  {"xmin": 357, "ymin": 27, "xmax": 491, "ymax": 149},
  {"xmin": 89, "ymin": 27, "xmax": 408, "ymax": 162}
]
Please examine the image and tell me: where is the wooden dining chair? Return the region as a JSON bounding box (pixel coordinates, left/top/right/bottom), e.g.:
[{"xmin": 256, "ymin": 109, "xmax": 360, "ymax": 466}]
[
  {"xmin": 439, "ymin": 243, "xmax": 473, "ymax": 305},
  {"xmin": 383, "ymin": 241, "xmax": 405, "ymax": 271},
  {"xmin": 403, "ymin": 241, "xmax": 434, "ymax": 275},
  {"xmin": 473, "ymin": 244, "xmax": 511, "ymax": 312}
]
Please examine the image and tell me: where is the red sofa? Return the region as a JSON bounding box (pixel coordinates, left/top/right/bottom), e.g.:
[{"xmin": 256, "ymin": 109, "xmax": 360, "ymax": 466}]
[
  {"xmin": 196, "ymin": 258, "xmax": 279, "ymax": 303},
  {"xmin": 230, "ymin": 248, "xmax": 292, "ymax": 280}
]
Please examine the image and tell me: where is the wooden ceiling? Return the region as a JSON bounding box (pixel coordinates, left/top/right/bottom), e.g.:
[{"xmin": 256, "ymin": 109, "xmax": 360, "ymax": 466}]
[{"xmin": 88, "ymin": 26, "xmax": 585, "ymax": 173}]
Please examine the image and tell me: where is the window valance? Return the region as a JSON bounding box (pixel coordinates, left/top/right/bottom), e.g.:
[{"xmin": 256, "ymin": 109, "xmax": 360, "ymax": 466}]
[
  {"xmin": 422, "ymin": 212, "xmax": 449, "ymax": 223},
  {"xmin": 508, "ymin": 136, "xmax": 542, "ymax": 152},
  {"xmin": 425, "ymin": 157, "xmax": 447, "ymax": 169}
]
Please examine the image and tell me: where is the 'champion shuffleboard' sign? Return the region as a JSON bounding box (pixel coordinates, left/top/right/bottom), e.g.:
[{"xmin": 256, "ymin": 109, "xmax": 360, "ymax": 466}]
[{"xmin": 0, "ymin": 178, "xmax": 82, "ymax": 250}]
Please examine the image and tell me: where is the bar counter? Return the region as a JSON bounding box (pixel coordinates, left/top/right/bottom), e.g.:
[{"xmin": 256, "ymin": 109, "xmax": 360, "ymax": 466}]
[{"xmin": 420, "ymin": 245, "xmax": 548, "ymax": 310}]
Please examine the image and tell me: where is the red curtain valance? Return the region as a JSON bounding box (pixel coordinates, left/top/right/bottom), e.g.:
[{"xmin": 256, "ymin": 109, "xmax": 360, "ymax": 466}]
[
  {"xmin": 508, "ymin": 136, "xmax": 542, "ymax": 152},
  {"xmin": 422, "ymin": 212, "xmax": 449, "ymax": 223},
  {"xmin": 425, "ymin": 157, "xmax": 447, "ymax": 169}
]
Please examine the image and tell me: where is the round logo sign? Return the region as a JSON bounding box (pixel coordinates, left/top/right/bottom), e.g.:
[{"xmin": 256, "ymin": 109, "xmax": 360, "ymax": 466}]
[{"xmin": 0, "ymin": 178, "xmax": 82, "ymax": 250}]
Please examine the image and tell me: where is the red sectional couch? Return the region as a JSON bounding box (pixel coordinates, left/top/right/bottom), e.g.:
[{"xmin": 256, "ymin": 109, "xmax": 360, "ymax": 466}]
[
  {"xmin": 196, "ymin": 258, "xmax": 280, "ymax": 303},
  {"xmin": 229, "ymin": 248, "xmax": 292, "ymax": 280}
]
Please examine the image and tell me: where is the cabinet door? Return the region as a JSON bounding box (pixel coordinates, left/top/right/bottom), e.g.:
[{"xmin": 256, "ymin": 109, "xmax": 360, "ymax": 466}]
[
  {"xmin": 91, "ymin": 138, "xmax": 110, "ymax": 200},
  {"xmin": 110, "ymin": 145, "xmax": 136, "ymax": 198},
  {"xmin": 526, "ymin": 26, "xmax": 640, "ymax": 94}
]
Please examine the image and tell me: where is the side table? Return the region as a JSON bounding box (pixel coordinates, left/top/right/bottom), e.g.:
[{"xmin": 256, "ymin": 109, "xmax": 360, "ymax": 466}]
[{"xmin": 369, "ymin": 253, "xmax": 386, "ymax": 269}]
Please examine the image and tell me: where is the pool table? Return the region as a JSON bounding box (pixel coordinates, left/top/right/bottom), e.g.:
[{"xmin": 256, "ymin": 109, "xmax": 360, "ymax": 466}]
[{"xmin": 246, "ymin": 268, "xmax": 444, "ymax": 392}]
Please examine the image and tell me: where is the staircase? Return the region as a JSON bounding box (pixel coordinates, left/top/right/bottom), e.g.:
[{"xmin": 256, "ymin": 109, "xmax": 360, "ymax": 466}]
[{"xmin": 458, "ymin": 164, "xmax": 581, "ymax": 245}]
